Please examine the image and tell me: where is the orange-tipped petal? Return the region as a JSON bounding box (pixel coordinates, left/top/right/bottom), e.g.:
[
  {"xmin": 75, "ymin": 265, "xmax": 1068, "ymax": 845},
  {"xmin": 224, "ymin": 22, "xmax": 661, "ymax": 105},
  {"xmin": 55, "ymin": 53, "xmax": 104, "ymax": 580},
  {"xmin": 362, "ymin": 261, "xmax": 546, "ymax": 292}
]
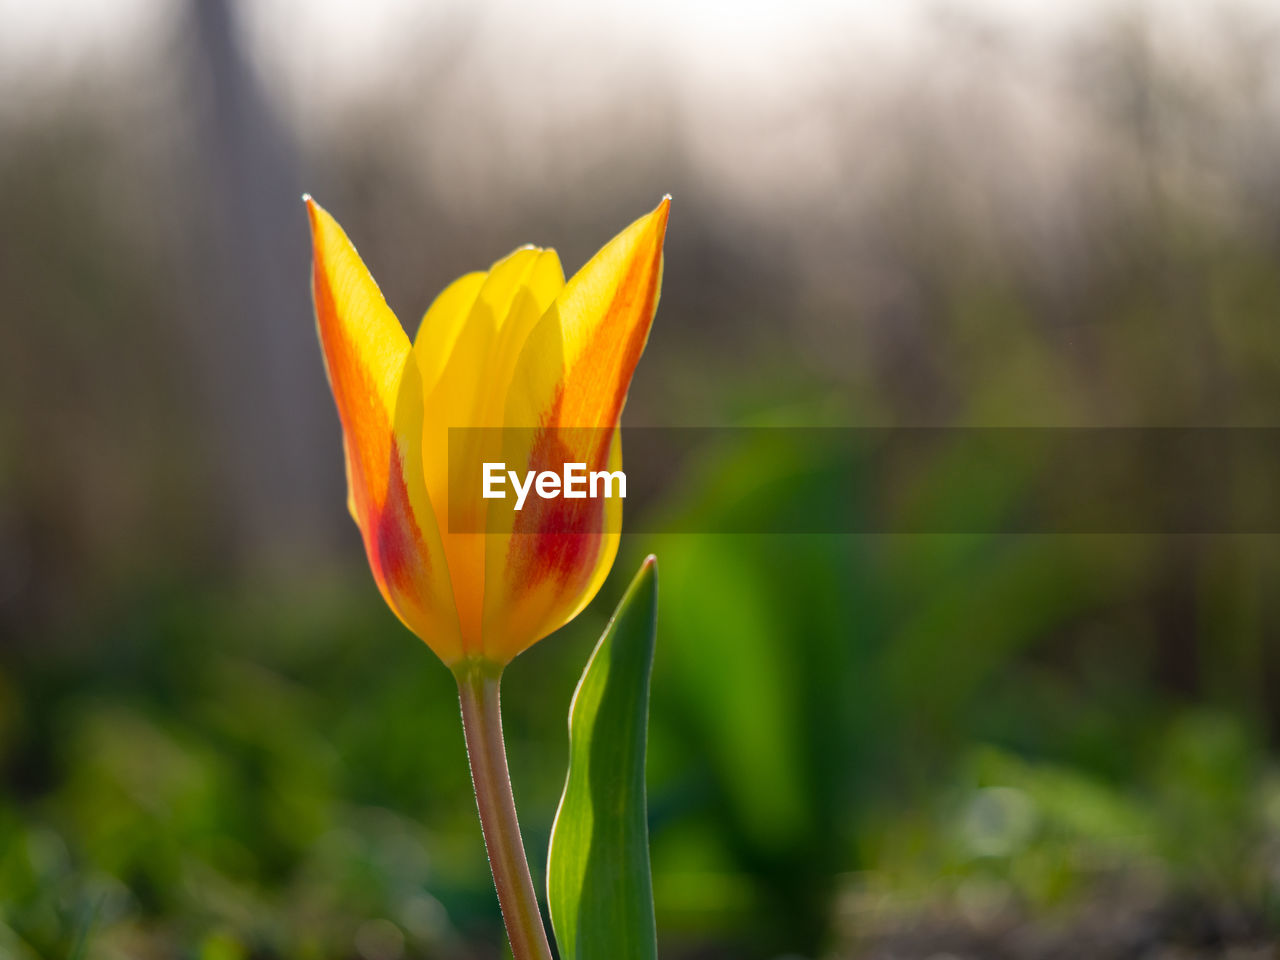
[
  {"xmin": 306, "ymin": 196, "xmax": 463, "ymax": 661},
  {"xmin": 506, "ymin": 196, "xmax": 668, "ymax": 434},
  {"xmin": 482, "ymin": 198, "xmax": 670, "ymax": 663}
]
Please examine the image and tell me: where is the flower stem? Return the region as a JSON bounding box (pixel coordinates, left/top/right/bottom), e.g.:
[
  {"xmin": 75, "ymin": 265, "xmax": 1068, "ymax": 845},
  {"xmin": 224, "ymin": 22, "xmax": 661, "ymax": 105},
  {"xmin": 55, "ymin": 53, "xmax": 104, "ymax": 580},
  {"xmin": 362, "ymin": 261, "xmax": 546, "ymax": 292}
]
[{"xmin": 455, "ymin": 662, "xmax": 555, "ymax": 960}]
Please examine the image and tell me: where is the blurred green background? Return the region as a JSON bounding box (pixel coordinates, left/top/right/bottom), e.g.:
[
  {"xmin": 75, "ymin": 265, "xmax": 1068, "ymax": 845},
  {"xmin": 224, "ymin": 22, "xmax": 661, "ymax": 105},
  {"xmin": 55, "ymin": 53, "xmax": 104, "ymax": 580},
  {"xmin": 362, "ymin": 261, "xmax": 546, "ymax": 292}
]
[{"xmin": 2, "ymin": 1, "xmax": 1280, "ymax": 957}]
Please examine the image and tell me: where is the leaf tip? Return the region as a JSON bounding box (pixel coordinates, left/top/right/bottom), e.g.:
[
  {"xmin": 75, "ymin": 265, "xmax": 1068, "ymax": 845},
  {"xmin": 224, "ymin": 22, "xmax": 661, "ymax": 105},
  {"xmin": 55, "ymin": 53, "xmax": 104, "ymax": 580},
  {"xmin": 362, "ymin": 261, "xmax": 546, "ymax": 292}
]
[{"xmin": 631, "ymin": 554, "xmax": 658, "ymax": 602}]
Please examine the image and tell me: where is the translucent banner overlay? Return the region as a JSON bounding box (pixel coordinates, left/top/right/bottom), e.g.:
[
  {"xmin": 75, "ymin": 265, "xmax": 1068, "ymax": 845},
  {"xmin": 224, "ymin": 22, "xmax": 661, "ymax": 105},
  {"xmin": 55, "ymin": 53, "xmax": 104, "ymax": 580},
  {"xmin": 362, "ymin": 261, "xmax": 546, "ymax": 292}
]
[{"xmin": 447, "ymin": 428, "xmax": 1280, "ymax": 534}]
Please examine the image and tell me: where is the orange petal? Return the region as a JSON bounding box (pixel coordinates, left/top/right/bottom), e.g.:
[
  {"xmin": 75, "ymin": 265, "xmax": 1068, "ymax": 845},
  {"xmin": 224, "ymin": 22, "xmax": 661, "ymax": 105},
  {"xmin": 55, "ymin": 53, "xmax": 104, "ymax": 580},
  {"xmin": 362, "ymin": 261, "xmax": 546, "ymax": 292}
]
[
  {"xmin": 306, "ymin": 196, "xmax": 463, "ymax": 662},
  {"xmin": 481, "ymin": 198, "xmax": 670, "ymax": 663}
]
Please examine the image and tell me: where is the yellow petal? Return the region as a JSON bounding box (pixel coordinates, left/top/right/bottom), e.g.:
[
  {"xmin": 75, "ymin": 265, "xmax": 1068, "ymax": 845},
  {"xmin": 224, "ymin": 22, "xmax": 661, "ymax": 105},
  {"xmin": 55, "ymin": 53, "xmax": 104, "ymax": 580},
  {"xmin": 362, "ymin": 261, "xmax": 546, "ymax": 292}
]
[
  {"xmin": 414, "ymin": 271, "xmax": 487, "ymax": 397},
  {"xmin": 481, "ymin": 197, "xmax": 670, "ymax": 663},
  {"xmin": 306, "ymin": 196, "xmax": 463, "ymax": 662},
  {"xmin": 415, "ymin": 246, "xmax": 565, "ymax": 655}
]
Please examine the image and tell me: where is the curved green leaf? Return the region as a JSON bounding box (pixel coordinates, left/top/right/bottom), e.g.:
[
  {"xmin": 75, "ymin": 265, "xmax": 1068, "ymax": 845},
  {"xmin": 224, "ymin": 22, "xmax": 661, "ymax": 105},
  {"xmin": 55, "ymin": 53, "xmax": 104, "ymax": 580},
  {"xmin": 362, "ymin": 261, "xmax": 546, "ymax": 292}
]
[{"xmin": 547, "ymin": 556, "xmax": 659, "ymax": 960}]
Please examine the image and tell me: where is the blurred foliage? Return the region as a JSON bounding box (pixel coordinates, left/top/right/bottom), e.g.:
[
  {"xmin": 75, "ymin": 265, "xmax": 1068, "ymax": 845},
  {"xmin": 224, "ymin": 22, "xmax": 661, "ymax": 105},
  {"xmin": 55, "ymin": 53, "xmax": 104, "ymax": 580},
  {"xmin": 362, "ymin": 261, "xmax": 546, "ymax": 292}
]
[{"xmin": 3, "ymin": 0, "xmax": 1280, "ymax": 957}]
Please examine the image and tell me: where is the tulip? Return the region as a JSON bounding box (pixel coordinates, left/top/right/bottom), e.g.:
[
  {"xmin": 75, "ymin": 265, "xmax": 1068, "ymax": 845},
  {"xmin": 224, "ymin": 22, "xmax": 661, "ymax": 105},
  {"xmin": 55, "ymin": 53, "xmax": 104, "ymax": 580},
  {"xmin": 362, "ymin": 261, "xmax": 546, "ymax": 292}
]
[{"xmin": 305, "ymin": 195, "xmax": 669, "ymax": 960}]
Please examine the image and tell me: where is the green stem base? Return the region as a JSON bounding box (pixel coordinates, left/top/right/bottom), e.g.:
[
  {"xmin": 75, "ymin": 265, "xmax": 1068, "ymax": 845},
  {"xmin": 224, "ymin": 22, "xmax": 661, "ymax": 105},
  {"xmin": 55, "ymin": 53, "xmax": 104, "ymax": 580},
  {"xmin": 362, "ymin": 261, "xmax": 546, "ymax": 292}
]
[{"xmin": 455, "ymin": 661, "xmax": 554, "ymax": 960}]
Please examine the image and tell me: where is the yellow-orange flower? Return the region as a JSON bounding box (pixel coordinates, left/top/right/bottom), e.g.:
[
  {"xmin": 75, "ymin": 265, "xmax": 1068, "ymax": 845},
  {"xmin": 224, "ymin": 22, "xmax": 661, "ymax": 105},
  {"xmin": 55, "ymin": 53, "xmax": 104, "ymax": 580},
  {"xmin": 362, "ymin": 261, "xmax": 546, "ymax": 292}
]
[{"xmin": 305, "ymin": 196, "xmax": 669, "ymax": 667}]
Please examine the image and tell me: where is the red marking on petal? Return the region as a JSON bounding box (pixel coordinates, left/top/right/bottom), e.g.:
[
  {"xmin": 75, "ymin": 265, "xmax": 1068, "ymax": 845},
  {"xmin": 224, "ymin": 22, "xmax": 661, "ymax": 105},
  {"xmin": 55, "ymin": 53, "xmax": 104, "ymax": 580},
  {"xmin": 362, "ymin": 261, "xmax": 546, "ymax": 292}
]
[
  {"xmin": 367, "ymin": 437, "xmax": 431, "ymax": 619},
  {"xmin": 505, "ymin": 425, "xmax": 612, "ymax": 590}
]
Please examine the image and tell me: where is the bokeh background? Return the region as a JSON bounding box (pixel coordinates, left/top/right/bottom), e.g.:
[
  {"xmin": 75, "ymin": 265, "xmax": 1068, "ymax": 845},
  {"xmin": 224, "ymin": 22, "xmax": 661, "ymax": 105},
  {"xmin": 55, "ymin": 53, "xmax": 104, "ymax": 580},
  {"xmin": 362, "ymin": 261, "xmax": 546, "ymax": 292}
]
[{"xmin": 3, "ymin": 1, "xmax": 1280, "ymax": 957}]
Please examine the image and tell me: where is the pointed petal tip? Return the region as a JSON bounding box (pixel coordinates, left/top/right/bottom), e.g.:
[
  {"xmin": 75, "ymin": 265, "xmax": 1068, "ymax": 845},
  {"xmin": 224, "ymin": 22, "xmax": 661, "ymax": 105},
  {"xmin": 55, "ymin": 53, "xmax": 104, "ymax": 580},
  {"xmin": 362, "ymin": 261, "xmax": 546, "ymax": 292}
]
[
  {"xmin": 652, "ymin": 195, "xmax": 671, "ymax": 237},
  {"xmin": 303, "ymin": 194, "xmax": 323, "ymax": 233}
]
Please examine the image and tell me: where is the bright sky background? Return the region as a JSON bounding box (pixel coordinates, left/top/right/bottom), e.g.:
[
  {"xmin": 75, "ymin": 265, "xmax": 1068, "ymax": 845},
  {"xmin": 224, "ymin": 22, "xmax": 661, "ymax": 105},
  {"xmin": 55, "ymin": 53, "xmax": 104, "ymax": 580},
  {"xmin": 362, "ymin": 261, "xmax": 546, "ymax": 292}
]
[
  {"xmin": 3, "ymin": 0, "xmax": 1274, "ymax": 231},
  {"xmin": 3, "ymin": 0, "xmax": 1273, "ymax": 103}
]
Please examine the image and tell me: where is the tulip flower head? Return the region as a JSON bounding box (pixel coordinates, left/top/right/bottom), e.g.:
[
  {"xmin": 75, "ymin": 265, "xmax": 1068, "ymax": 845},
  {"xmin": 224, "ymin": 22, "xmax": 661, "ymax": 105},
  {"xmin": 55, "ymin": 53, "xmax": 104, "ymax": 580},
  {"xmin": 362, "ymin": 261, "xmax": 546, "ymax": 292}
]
[{"xmin": 306, "ymin": 197, "xmax": 669, "ymax": 668}]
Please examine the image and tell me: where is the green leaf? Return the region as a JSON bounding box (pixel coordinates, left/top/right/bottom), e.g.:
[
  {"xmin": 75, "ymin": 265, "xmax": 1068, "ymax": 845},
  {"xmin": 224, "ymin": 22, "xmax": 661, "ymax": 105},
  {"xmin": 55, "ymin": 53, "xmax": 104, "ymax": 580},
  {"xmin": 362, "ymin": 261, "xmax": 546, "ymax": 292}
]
[{"xmin": 547, "ymin": 556, "xmax": 659, "ymax": 960}]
